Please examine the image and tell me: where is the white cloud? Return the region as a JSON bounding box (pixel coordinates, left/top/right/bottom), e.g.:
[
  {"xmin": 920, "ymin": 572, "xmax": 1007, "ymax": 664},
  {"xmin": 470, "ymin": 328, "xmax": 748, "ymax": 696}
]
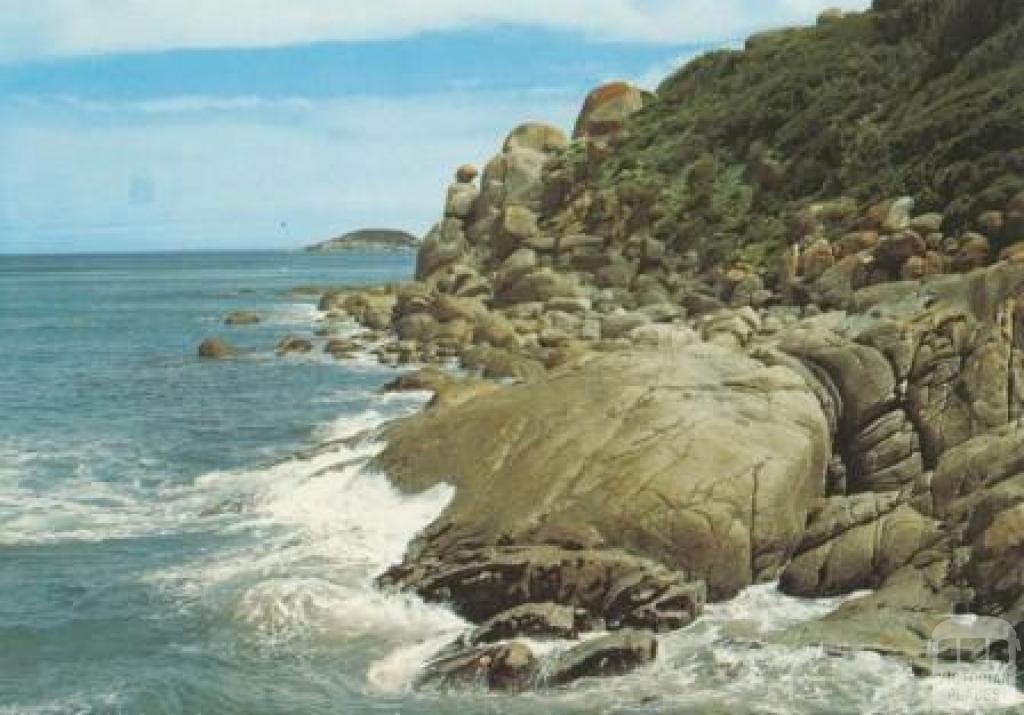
[{"xmin": 0, "ymin": 0, "xmax": 872, "ymax": 62}]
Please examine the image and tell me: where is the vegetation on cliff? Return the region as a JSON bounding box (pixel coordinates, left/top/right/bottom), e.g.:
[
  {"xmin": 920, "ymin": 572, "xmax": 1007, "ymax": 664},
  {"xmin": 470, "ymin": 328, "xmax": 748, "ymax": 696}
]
[{"xmin": 544, "ymin": 0, "xmax": 1024, "ymax": 276}]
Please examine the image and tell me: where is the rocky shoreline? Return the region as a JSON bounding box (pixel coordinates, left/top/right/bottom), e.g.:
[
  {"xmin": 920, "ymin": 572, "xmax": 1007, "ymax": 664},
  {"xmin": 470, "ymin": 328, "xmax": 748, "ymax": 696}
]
[{"xmin": 199, "ymin": 0, "xmax": 1024, "ymax": 694}]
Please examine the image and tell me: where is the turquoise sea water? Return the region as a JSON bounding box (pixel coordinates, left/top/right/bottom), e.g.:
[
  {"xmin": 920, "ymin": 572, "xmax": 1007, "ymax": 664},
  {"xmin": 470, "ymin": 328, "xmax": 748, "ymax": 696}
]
[
  {"xmin": 0, "ymin": 251, "xmax": 462, "ymax": 713},
  {"xmin": 2, "ymin": 251, "xmax": 1020, "ymax": 715}
]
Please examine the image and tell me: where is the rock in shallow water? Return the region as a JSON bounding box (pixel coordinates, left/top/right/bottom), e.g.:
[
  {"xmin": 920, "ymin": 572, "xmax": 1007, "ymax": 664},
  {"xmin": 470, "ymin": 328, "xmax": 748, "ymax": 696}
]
[
  {"xmin": 223, "ymin": 310, "xmax": 261, "ymax": 326},
  {"xmin": 418, "ymin": 641, "xmax": 539, "ymax": 692},
  {"xmin": 417, "ymin": 629, "xmax": 658, "ymax": 692},
  {"xmin": 542, "ymin": 629, "xmax": 658, "ymax": 686},
  {"xmin": 378, "ymin": 545, "xmax": 705, "ymax": 632},
  {"xmin": 197, "ymin": 337, "xmax": 236, "ymax": 359},
  {"xmin": 275, "ymin": 335, "xmax": 313, "ymax": 354}
]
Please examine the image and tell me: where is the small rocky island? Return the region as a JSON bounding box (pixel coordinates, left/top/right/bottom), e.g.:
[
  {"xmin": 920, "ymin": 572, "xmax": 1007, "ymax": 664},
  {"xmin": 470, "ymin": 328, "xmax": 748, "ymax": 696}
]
[{"xmin": 304, "ymin": 228, "xmax": 418, "ymax": 253}]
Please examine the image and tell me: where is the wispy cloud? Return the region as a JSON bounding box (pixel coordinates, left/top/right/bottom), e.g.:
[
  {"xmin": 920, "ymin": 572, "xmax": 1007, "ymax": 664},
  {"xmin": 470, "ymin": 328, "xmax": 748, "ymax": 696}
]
[
  {"xmin": 1, "ymin": 0, "xmax": 871, "ymax": 62},
  {"xmin": 0, "ymin": 91, "xmax": 581, "ymax": 252}
]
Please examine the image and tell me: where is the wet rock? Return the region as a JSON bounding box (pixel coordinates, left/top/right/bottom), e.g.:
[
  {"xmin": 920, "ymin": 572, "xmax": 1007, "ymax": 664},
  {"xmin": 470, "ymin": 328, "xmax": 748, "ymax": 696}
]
[
  {"xmin": 774, "ymin": 563, "xmax": 958, "ymax": 662},
  {"xmin": 324, "ymin": 337, "xmax": 361, "ymax": 358},
  {"xmin": 197, "ymin": 337, "xmax": 236, "ymax": 359},
  {"xmin": 418, "ymin": 641, "xmax": 538, "ymax": 692},
  {"xmin": 543, "ymin": 630, "xmax": 657, "ymax": 685},
  {"xmin": 223, "ymin": 310, "xmax": 261, "ymax": 326},
  {"xmin": 379, "ymin": 544, "xmax": 704, "ymax": 631},
  {"xmin": 276, "ymin": 336, "xmax": 313, "ymax": 354},
  {"xmin": 470, "ymin": 603, "xmax": 590, "ymax": 644}
]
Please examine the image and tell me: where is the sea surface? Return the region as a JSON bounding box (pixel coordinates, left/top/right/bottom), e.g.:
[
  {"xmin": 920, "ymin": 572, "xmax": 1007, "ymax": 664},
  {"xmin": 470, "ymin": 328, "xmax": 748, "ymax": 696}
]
[{"xmin": 0, "ymin": 251, "xmax": 1020, "ymax": 714}]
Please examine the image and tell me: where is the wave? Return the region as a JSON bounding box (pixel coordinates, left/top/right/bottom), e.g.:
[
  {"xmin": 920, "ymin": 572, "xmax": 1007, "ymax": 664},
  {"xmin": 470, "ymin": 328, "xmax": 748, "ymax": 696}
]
[{"xmin": 144, "ymin": 399, "xmax": 463, "ymax": 656}]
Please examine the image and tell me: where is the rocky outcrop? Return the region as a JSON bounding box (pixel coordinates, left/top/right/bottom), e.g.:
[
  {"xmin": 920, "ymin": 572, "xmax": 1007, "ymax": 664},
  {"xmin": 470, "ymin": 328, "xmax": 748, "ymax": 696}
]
[
  {"xmin": 379, "ymin": 545, "xmax": 704, "ymax": 633},
  {"xmin": 377, "ymin": 344, "xmax": 831, "ymax": 602},
  {"xmin": 367, "ymin": 258, "xmax": 1023, "ymax": 685},
  {"xmin": 285, "ymin": 0, "xmax": 1024, "ymax": 690}
]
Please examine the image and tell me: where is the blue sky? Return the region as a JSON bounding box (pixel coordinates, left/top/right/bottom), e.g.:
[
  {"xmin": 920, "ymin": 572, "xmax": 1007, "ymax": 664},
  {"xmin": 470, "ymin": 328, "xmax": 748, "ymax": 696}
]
[{"xmin": 0, "ymin": 1, "xmax": 869, "ymax": 253}]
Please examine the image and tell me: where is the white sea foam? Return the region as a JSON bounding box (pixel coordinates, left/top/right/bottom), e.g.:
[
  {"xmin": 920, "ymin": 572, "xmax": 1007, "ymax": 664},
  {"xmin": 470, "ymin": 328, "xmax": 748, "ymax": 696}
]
[
  {"xmin": 0, "ymin": 439, "xmax": 186, "ymax": 546},
  {"xmin": 454, "ymin": 583, "xmax": 1022, "ymax": 715},
  {"xmin": 265, "ymin": 301, "xmax": 322, "ymax": 326},
  {"xmin": 146, "ymin": 400, "xmax": 464, "ymax": 663}
]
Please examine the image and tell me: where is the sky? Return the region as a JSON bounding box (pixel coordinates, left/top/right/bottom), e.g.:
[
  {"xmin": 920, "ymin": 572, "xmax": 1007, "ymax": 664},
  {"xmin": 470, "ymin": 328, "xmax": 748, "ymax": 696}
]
[{"xmin": 0, "ymin": 0, "xmax": 870, "ymax": 254}]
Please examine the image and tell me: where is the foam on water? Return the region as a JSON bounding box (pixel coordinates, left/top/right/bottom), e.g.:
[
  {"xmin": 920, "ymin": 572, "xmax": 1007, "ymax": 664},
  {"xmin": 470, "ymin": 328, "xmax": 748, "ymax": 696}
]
[
  {"xmin": 0, "ymin": 439, "xmax": 190, "ymax": 545},
  {"xmin": 148, "ymin": 398, "xmax": 465, "ymax": 661}
]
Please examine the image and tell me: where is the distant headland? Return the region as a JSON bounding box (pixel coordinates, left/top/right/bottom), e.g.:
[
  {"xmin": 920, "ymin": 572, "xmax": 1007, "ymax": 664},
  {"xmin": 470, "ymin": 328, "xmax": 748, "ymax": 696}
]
[{"xmin": 304, "ymin": 229, "xmax": 419, "ymax": 253}]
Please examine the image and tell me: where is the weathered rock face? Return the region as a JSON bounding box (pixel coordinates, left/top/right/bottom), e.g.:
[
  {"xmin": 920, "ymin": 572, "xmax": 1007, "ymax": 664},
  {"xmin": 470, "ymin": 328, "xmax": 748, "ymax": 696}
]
[
  {"xmin": 503, "ymin": 122, "xmax": 569, "ymax": 154},
  {"xmin": 377, "ymin": 343, "xmax": 832, "ymax": 601},
  {"xmin": 380, "ymin": 544, "xmax": 704, "ymax": 633},
  {"xmin": 359, "ymin": 0, "xmax": 1024, "ymax": 687},
  {"xmin": 780, "ymin": 496, "xmax": 941, "ymax": 597},
  {"xmin": 542, "ymin": 629, "xmax": 657, "ymax": 685},
  {"xmin": 572, "ymin": 82, "xmax": 647, "ymax": 140},
  {"xmin": 416, "ymin": 221, "xmax": 467, "ymax": 282}
]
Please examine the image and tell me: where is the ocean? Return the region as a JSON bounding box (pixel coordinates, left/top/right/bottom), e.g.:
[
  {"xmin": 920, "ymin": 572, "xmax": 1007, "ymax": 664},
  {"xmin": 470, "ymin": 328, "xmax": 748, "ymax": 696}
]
[{"xmin": 0, "ymin": 251, "xmax": 1018, "ymax": 714}]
